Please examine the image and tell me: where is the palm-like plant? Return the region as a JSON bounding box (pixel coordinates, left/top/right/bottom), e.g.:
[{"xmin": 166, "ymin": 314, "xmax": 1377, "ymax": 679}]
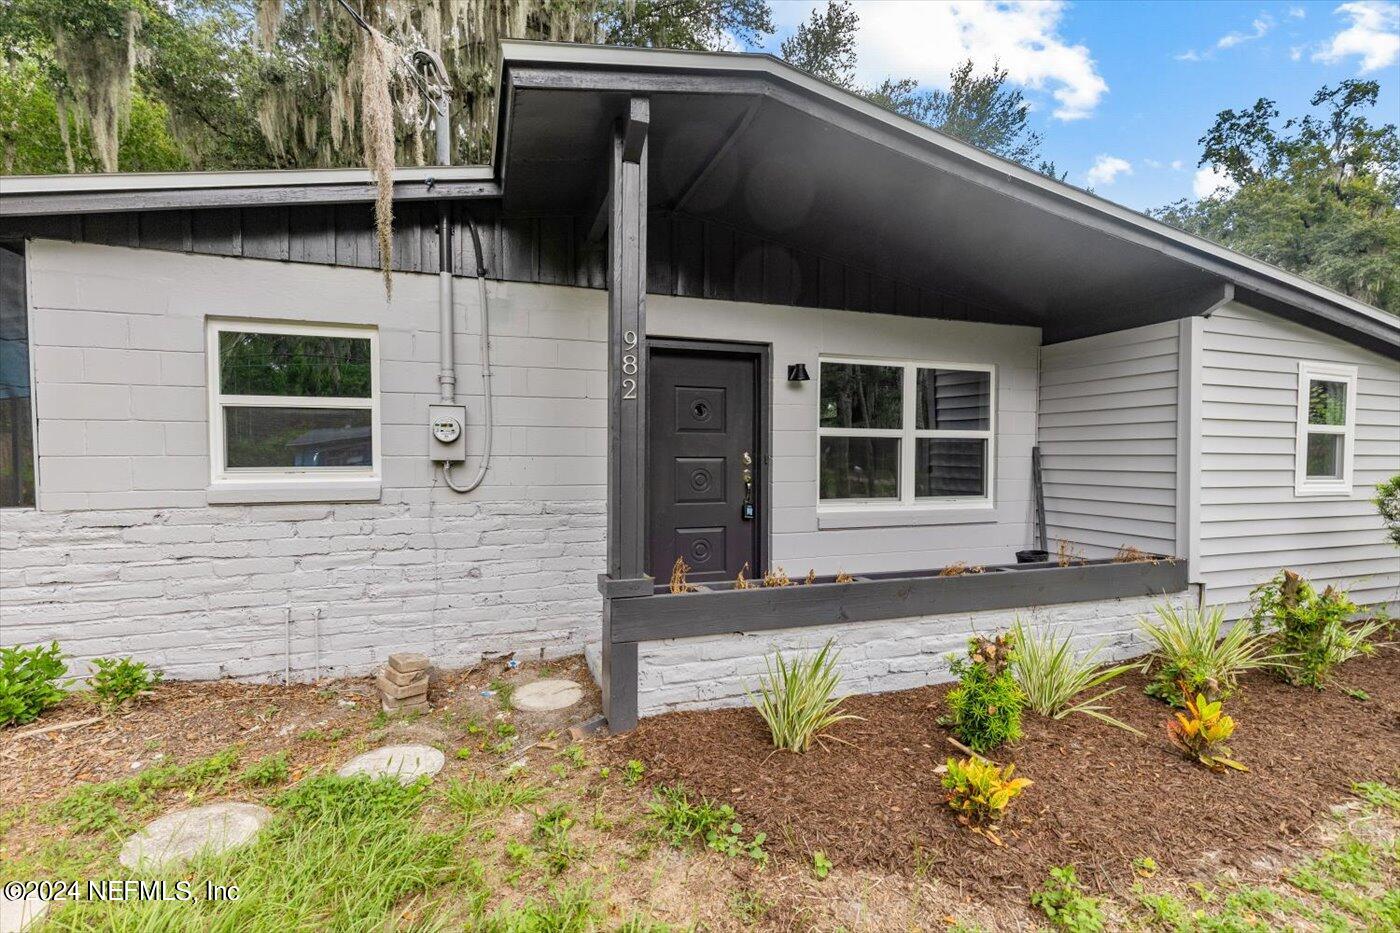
[
  {"xmin": 748, "ymin": 640, "xmax": 861, "ymax": 753},
  {"xmin": 1138, "ymin": 604, "xmax": 1278, "ymax": 706},
  {"xmin": 1010, "ymin": 621, "xmax": 1143, "ymax": 734}
]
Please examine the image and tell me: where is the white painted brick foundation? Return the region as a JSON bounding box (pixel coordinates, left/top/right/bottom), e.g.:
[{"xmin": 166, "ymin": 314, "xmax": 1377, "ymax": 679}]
[
  {"xmin": 1, "ymin": 494, "xmax": 604, "ymax": 681},
  {"xmin": 586, "ymin": 590, "xmax": 1196, "ymax": 717}
]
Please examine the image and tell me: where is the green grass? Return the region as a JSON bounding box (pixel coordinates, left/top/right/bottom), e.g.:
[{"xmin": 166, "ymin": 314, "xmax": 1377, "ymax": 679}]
[
  {"xmin": 43, "ymin": 774, "xmax": 461, "ymax": 931},
  {"xmin": 239, "ymin": 752, "xmax": 290, "ymax": 787},
  {"xmin": 45, "ymin": 748, "xmax": 241, "ymax": 834},
  {"xmin": 445, "ymin": 774, "xmax": 544, "ymax": 821},
  {"xmin": 1353, "ymin": 780, "xmax": 1400, "ymax": 814}
]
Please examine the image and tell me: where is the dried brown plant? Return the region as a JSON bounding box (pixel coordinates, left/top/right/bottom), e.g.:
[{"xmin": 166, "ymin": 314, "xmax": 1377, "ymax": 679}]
[
  {"xmin": 938, "ymin": 562, "xmax": 986, "ymax": 577},
  {"xmin": 1112, "ymin": 544, "xmax": 1157, "ymax": 564},
  {"xmin": 734, "ymin": 562, "xmax": 752, "ymax": 590},
  {"xmin": 835, "ymin": 571, "xmax": 855, "ymax": 584},
  {"xmin": 804, "ymin": 569, "xmax": 817, "ymax": 585},
  {"xmin": 1056, "ymin": 539, "xmax": 1086, "ymax": 567},
  {"xmin": 669, "ymin": 557, "xmax": 698, "ymax": 594},
  {"xmin": 763, "ymin": 567, "xmax": 794, "ymax": 588}
]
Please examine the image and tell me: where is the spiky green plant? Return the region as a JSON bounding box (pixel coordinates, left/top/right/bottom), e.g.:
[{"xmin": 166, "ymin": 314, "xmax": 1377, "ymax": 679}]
[
  {"xmin": 1138, "ymin": 604, "xmax": 1277, "ymax": 706},
  {"xmin": 1010, "ymin": 622, "xmax": 1143, "ymax": 734},
  {"xmin": 747, "ymin": 640, "xmax": 861, "ymax": 753}
]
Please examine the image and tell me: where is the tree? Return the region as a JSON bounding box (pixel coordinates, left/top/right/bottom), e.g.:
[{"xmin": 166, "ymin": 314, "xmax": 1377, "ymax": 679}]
[
  {"xmin": 1154, "ymin": 81, "xmax": 1400, "ymax": 313},
  {"xmin": 864, "ymin": 61, "xmax": 1059, "ymax": 175},
  {"xmin": 779, "ymin": 0, "xmax": 858, "ymax": 87}
]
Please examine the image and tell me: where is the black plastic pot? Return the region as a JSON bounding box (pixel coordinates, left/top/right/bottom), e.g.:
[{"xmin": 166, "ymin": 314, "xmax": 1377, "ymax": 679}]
[{"xmin": 1015, "ymin": 549, "xmax": 1049, "ymax": 564}]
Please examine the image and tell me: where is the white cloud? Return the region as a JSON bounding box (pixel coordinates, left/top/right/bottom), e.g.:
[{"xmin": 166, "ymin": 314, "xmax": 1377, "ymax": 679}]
[
  {"xmin": 1288, "ymin": 5, "xmax": 1308, "ymax": 18},
  {"xmin": 1177, "ymin": 12, "xmax": 1276, "ymax": 60},
  {"xmin": 1086, "ymin": 155, "xmax": 1133, "ymax": 186},
  {"xmin": 1170, "ymin": 159, "xmax": 1185, "ymax": 171},
  {"xmin": 848, "ymin": 1, "xmax": 1109, "ymax": 121},
  {"xmin": 1143, "ymin": 158, "xmax": 1163, "ymax": 169},
  {"xmin": 1313, "ymin": 1, "xmax": 1400, "ymax": 73},
  {"xmin": 1193, "ymin": 164, "xmax": 1237, "ymax": 199},
  {"xmin": 1217, "ymin": 14, "xmax": 1275, "ymax": 49}
]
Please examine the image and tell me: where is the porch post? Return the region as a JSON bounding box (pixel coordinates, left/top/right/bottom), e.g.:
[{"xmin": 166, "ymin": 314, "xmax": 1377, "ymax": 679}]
[{"xmin": 602, "ymin": 97, "xmax": 650, "ymax": 731}]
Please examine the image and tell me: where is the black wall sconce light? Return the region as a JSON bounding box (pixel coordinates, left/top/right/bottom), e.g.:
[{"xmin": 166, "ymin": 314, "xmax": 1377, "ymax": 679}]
[{"xmin": 786, "ymin": 363, "xmax": 810, "ymax": 382}]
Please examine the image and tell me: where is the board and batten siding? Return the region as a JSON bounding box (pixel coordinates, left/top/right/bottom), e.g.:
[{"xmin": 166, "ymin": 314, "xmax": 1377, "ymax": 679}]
[
  {"xmin": 1197, "ymin": 302, "xmax": 1400, "ymax": 615},
  {"xmin": 1037, "ymin": 322, "xmax": 1181, "ymax": 559}
]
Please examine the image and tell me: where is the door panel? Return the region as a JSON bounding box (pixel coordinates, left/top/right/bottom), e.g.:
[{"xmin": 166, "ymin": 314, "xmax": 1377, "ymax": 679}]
[{"xmin": 648, "ymin": 346, "xmax": 760, "ymax": 584}]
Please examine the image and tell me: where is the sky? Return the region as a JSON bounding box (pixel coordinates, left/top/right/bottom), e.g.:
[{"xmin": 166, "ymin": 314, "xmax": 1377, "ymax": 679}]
[{"xmin": 751, "ymin": 1, "xmax": 1400, "ymax": 212}]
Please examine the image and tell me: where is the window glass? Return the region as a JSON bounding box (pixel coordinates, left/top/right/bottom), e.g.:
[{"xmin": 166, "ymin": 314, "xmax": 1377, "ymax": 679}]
[
  {"xmin": 225, "ymin": 407, "xmax": 373, "ymax": 469},
  {"xmin": 915, "ymin": 438, "xmax": 987, "ymax": 498},
  {"xmin": 819, "ymin": 363, "xmax": 903, "ymax": 429},
  {"xmin": 1307, "ymin": 379, "xmax": 1346, "ymax": 426},
  {"xmin": 915, "ymin": 368, "xmax": 990, "ymax": 430},
  {"xmin": 819, "ymin": 436, "xmax": 899, "ymax": 500},
  {"xmin": 1305, "ymin": 432, "xmax": 1342, "ymax": 480},
  {"xmin": 0, "ymin": 245, "xmax": 34, "ymax": 508},
  {"xmin": 219, "ymin": 331, "xmax": 371, "ymax": 398}
]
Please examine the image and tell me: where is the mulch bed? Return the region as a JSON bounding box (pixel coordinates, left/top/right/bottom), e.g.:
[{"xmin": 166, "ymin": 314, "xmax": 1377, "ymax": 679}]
[{"xmin": 606, "ymin": 647, "xmax": 1400, "ymax": 899}]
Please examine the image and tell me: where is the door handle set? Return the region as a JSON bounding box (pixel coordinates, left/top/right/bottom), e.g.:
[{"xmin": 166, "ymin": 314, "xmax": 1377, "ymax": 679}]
[{"xmin": 741, "ymin": 450, "xmax": 755, "ymax": 520}]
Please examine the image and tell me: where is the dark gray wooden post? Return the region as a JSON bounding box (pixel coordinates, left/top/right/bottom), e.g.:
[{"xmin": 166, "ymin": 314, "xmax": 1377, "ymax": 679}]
[{"xmin": 602, "ymin": 97, "xmax": 650, "ymax": 732}]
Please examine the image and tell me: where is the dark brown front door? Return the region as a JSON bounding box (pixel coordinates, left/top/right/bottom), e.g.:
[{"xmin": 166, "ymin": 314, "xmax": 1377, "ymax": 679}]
[{"xmin": 648, "ymin": 343, "xmax": 762, "ymax": 585}]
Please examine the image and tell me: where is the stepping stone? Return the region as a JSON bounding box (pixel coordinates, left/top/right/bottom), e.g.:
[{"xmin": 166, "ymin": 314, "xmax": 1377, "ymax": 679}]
[
  {"xmin": 513, "ymin": 678, "xmax": 584, "ymax": 712},
  {"xmin": 1, "ymin": 891, "xmax": 48, "ymax": 933},
  {"xmin": 118, "ymin": 802, "xmax": 271, "ymax": 870},
  {"xmin": 336, "ymin": 744, "xmax": 444, "ymax": 783}
]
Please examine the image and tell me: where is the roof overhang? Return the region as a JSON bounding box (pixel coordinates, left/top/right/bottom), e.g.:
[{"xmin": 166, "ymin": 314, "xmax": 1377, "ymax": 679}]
[
  {"xmin": 0, "ymin": 165, "xmax": 498, "ymax": 216},
  {"xmin": 493, "ymin": 41, "xmax": 1398, "ymax": 354},
  {"xmin": 0, "ymin": 41, "xmax": 1394, "ymax": 355}
]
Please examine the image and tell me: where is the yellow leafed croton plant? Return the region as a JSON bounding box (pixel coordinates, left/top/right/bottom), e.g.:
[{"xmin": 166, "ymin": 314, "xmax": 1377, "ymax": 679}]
[
  {"xmin": 1166, "ymin": 690, "xmax": 1249, "ymax": 773},
  {"xmin": 942, "ymin": 756, "xmax": 1033, "ymax": 828}
]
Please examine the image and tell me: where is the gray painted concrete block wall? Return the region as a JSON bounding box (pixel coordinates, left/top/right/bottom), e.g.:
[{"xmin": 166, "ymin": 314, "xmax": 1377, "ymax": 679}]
[{"xmin": 4, "ymin": 241, "xmax": 1042, "ymax": 680}]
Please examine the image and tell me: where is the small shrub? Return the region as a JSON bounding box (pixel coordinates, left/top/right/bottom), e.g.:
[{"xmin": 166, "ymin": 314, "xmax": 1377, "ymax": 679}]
[
  {"xmin": 648, "ymin": 784, "xmax": 767, "ymax": 863},
  {"xmin": 748, "ymin": 639, "xmax": 860, "ymax": 753},
  {"xmin": 1, "ymin": 642, "xmax": 68, "ymax": 728},
  {"xmin": 239, "ymin": 751, "xmax": 290, "ymax": 787},
  {"xmin": 1249, "ymin": 570, "xmax": 1380, "ymax": 688},
  {"xmin": 811, "ymin": 849, "xmax": 832, "ymax": 879},
  {"xmin": 945, "ymin": 634, "xmax": 1023, "ymax": 752},
  {"xmin": 1031, "ymin": 866, "xmax": 1106, "ymax": 932},
  {"xmin": 1375, "ymin": 474, "xmax": 1400, "ymax": 547},
  {"xmin": 1166, "ymin": 691, "xmax": 1248, "ymax": 772},
  {"xmin": 942, "ymin": 756, "xmax": 1032, "ymax": 828},
  {"xmin": 1010, "ymin": 621, "xmax": 1141, "ymax": 734},
  {"xmin": 1138, "ymin": 604, "xmax": 1274, "ymax": 706},
  {"xmin": 88, "ymin": 656, "xmax": 162, "ymax": 710},
  {"xmin": 622, "ymin": 759, "xmax": 645, "ymax": 786}
]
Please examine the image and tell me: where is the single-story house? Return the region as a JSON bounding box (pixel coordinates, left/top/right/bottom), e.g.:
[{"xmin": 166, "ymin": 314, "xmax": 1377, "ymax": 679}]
[{"xmin": 2, "ymin": 42, "xmax": 1397, "ymax": 731}]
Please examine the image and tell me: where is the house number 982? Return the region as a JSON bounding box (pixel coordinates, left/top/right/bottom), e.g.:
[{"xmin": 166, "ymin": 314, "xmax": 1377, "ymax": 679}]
[{"xmin": 621, "ymin": 330, "xmax": 639, "ymax": 400}]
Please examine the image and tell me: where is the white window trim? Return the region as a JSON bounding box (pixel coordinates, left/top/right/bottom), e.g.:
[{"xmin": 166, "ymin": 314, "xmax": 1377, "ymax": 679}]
[
  {"xmin": 817, "ymin": 356, "xmax": 996, "ymax": 512},
  {"xmin": 206, "ymin": 319, "xmax": 381, "ymax": 500},
  {"xmin": 1294, "ymin": 359, "xmax": 1357, "ymax": 497}
]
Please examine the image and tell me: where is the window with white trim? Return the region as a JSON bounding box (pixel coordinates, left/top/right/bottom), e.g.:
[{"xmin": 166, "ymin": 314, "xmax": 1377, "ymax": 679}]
[
  {"xmin": 1294, "ymin": 360, "xmax": 1357, "ymax": 496},
  {"xmin": 818, "ymin": 358, "xmax": 995, "ymax": 507},
  {"xmin": 207, "ymin": 320, "xmax": 379, "ymax": 487}
]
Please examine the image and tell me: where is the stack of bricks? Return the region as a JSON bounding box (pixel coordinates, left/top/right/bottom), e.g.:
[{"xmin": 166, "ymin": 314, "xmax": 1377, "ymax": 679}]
[{"xmin": 377, "ymin": 652, "xmax": 431, "ymax": 714}]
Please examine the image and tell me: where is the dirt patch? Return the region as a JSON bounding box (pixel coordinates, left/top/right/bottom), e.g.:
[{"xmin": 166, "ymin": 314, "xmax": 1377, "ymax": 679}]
[
  {"xmin": 606, "ymin": 647, "xmax": 1400, "ymax": 902},
  {"xmin": 0, "ymin": 654, "xmax": 600, "ymax": 812}
]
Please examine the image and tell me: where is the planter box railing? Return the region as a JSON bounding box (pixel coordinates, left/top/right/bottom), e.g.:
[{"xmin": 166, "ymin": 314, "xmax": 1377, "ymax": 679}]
[{"xmin": 597, "ymin": 555, "xmax": 1189, "ymax": 729}]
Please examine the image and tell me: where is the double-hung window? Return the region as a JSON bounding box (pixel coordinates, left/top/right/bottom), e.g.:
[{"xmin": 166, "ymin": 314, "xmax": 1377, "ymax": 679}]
[
  {"xmin": 1294, "ymin": 360, "xmax": 1357, "ymax": 496},
  {"xmin": 207, "ymin": 320, "xmax": 379, "ymax": 498},
  {"xmin": 818, "ymin": 358, "xmax": 994, "ymax": 508}
]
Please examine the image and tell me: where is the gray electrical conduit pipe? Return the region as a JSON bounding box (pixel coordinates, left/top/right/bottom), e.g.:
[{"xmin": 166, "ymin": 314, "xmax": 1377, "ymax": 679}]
[{"xmin": 439, "ymin": 204, "xmax": 493, "ymax": 493}]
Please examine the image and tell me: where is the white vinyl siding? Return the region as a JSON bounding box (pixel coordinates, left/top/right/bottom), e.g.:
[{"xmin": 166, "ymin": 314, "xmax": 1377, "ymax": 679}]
[
  {"xmin": 1198, "ymin": 302, "xmax": 1400, "ymax": 615},
  {"xmin": 1037, "ymin": 321, "xmax": 1179, "ymax": 557}
]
